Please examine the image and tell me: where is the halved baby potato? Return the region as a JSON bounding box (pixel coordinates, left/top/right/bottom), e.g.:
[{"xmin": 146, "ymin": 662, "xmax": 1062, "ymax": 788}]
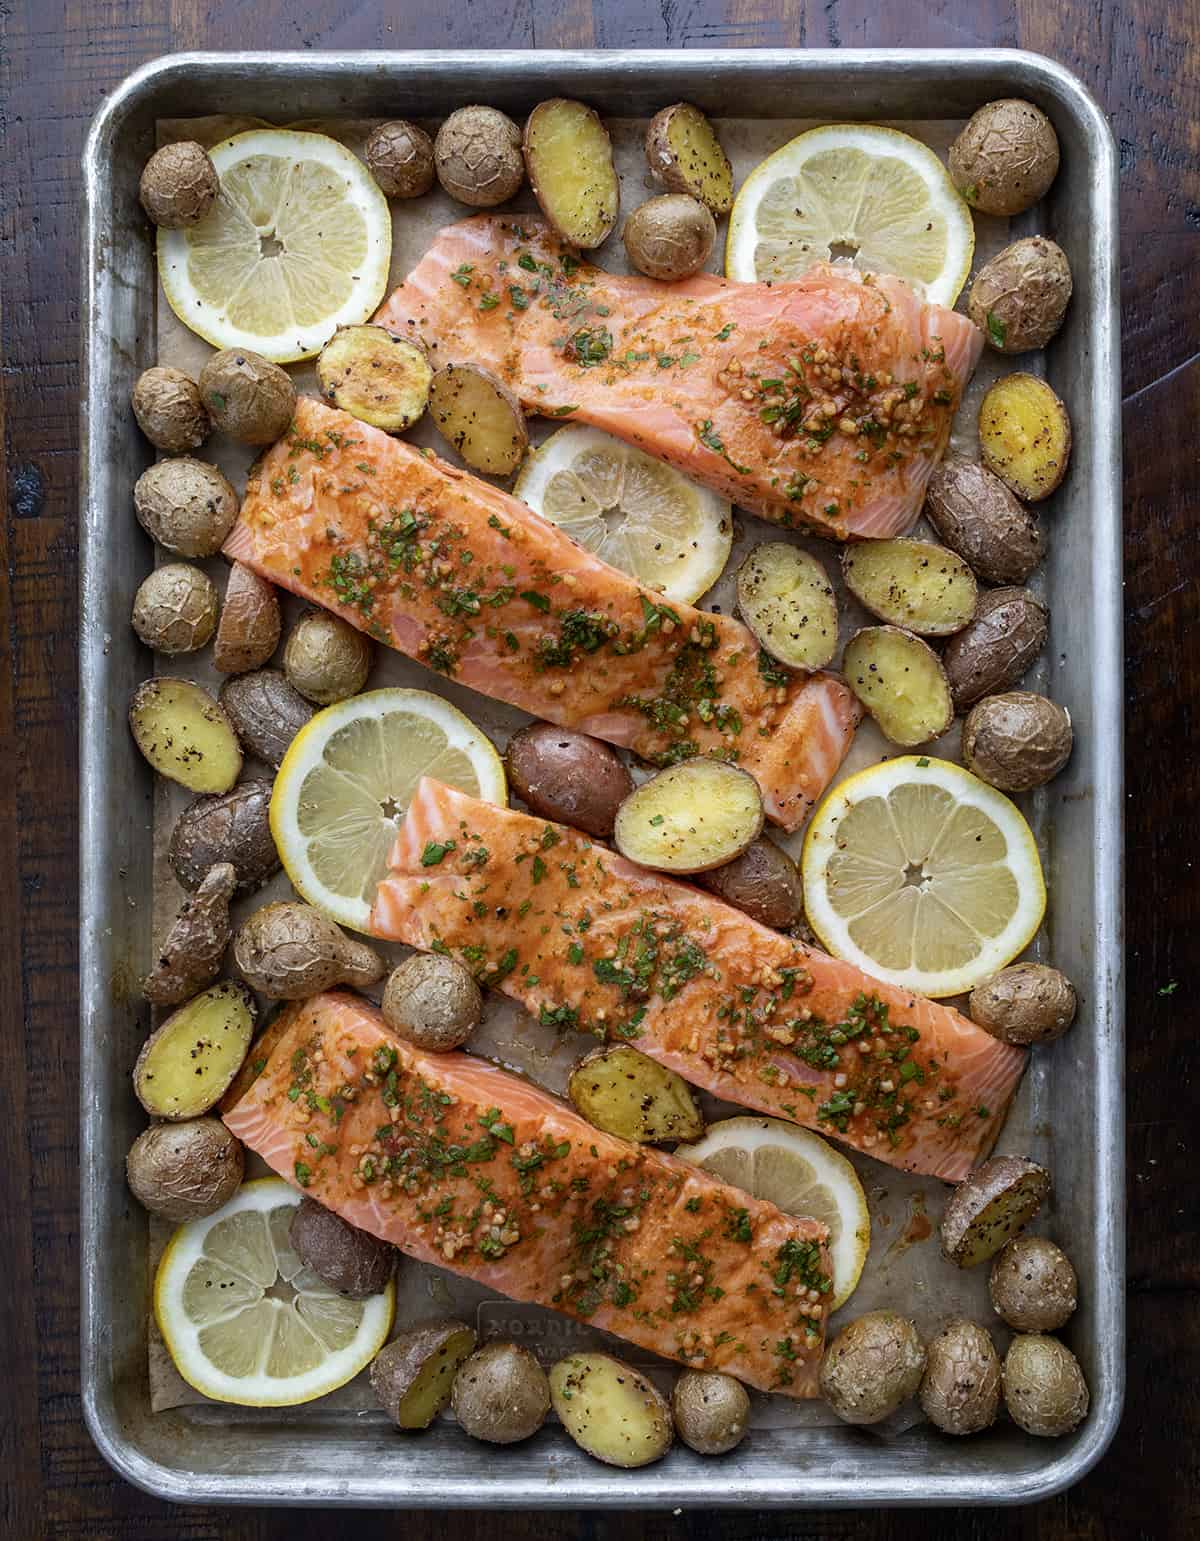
[
  {"xmin": 129, "ymin": 677, "xmax": 243, "ymax": 793},
  {"xmin": 370, "ymin": 1320, "xmax": 478, "ymax": 1431},
  {"xmin": 429, "ymin": 362, "xmax": 529, "ymax": 475},
  {"xmin": 645, "ymin": 103, "xmax": 734, "ymax": 218},
  {"xmin": 316, "ymin": 325, "xmax": 432, "ymax": 432},
  {"xmin": 549, "ymin": 1352, "xmax": 674, "ymax": 1468},
  {"xmin": 842, "ymin": 538, "xmax": 977, "ymax": 637},
  {"xmin": 978, "ymin": 372, "xmax": 1072, "ymax": 502},
  {"xmin": 523, "ymin": 98, "xmax": 620, "ymax": 249},
  {"xmin": 841, "ymin": 626, "xmax": 954, "ymax": 748},
  {"xmin": 613, "ymin": 759, "xmax": 764, "ymax": 874},
  {"xmin": 568, "ymin": 1044, "xmax": 704, "ymax": 1144},
  {"xmin": 133, "ymin": 980, "xmax": 258, "ymax": 1120},
  {"xmin": 736, "ymin": 542, "xmax": 838, "ymax": 671},
  {"xmin": 939, "ymin": 1155, "xmax": 1051, "ymax": 1268}
]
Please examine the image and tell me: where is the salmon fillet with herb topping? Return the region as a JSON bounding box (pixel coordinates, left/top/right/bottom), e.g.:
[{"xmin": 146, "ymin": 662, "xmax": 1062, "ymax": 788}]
[
  {"xmin": 222, "ymin": 991, "xmax": 833, "ymax": 1395},
  {"xmin": 371, "ymin": 780, "xmax": 1028, "ymax": 1183},
  {"xmin": 223, "ymin": 396, "xmax": 860, "ymax": 831},
  {"xmin": 374, "ymin": 215, "xmax": 984, "ymax": 540}
]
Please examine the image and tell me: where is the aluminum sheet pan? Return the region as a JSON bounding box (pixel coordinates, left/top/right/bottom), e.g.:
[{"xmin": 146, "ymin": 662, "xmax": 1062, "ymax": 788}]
[{"xmin": 80, "ymin": 49, "xmax": 1122, "ymax": 1509}]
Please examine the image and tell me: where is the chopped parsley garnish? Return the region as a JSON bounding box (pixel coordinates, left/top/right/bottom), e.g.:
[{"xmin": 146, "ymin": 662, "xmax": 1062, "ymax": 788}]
[
  {"xmin": 451, "ymin": 264, "xmax": 474, "ymax": 287},
  {"xmin": 986, "ymin": 311, "xmax": 1007, "ymax": 348},
  {"xmin": 421, "ymin": 840, "xmax": 456, "ymax": 866}
]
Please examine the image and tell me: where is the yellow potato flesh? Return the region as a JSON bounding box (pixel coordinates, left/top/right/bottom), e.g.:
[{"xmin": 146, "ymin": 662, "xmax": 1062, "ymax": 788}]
[
  {"xmin": 978, "ymin": 372, "xmax": 1071, "ymax": 502},
  {"xmin": 549, "ymin": 1354, "xmax": 672, "ymax": 1468},
  {"xmin": 737, "ymin": 541, "xmax": 838, "ymax": 670},
  {"xmin": 317, "ymin": 326, "xmax": 431, "ymax": 432},
  {"xmin": 842, "ymin": 626, "xmax": 954, "ymax": 747},
  {"xmin": 135, "ymin": 982, "xmax": 256, "ymax": 1120},
  {"xmin": 613, "ymin": 759, "xmax": 764, "ymax": 874},
  {"xmin": 525, "ymin": 100, "xmax": 619, "ymax": 249},
  {"xmin": 842, "ymin": 539, "xmax": 977, "ymax": 637},
  {"xmin": 568, "ymin": 1046, "xmax": 703, "ymax": 1143},
  {"xmin": 129, "ymin": 678, "xmax": 242, "ymax": 793},
  {"xmin": 429, "ymin": 364, "xmax": 527, "ymax": 475}
]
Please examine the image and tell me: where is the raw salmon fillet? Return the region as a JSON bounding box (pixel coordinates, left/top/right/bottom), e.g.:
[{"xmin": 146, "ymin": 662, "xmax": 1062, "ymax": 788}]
[
  {"xmin": 224, "ymin": 397, "xmax": 860, "ymax": 831},
  {"xmin": 223, "ymin": 991, "xmax": 833, "ymax": 1396},
  {"xmin": 372, "ymin": 781, "xmax": 1027, "ymax": 1183},
  {"xmin": 375, "ymin": 215, "xmax": 983, "ymax": 540}
]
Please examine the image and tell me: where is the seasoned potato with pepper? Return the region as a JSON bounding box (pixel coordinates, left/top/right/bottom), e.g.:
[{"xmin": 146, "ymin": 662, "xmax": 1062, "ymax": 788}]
[
  {"xmin": 428, "ymin": 363, "xmax": 528, "ymax": 476},
  {"xmin": 645, "ymin": 103, "xmax": 734, "ymax": 217},
  {"xmin": 435, "ymin": 106, "xmax": 524, "ymax": 208},
  {"xmin": 198, "ymin": 349, "xmax": 296, "ymax": 446},
  {"xmin": 819, "ymin": 1311, "xmax": 926, "ymax": 1425},
  {"xmin": 671, "ymin": 1371, "xmax": 750, "ymax": 1455},
  {"xmin": 142, "ymin": 861, "xmax": 237, "ymax": 1006},
  {"xmin": 132, "ymin": 980, "xmax": 258, "ymax": 1120},
  {"xmin": 736, "ymin": 543, "xmax": 838, "ymax": 671},
  {"xmin": 968, "ymin": 962, "xmax": 1078, "ymax": 1046},
  {"xmin": 918, "ymin": 1319, "xmax": 1001, "ymax": 1436},
  {"xmin": 452, "ymin": 1341, "xmax": 551, "ymax": 1445},
  {"xmin": 505, "ymin": 722, "xmax": 633, "ymax": 838},
  {"xmin": 523, "ymin": 99, "xmax": 620, "ymax": 249},
  {"xmin": 989, "ymin": 1235, "xmax": 1078, "ymax": 1331},
  {"xmin": 978, "ymin": 373, "xmax": 1072, "ymax": 502},
  {"xmin": 568, "ymin": 1044, "xmax": 703, "ymax": 1144},
  {"xmin": 842, "ymin": 539, "xmax": 977, "ymax": 637},
  {"xmin": 168, "ymin": 779, "xmax": 279, "ymax": 893},
  {"xmin": 131, "ymin": 365, "xmax": 211, "ymax": 452},
  {"xmin": 550, "ymin": 1353, "xmax": 673, "ymax": 1467},
  {"xmin": 1002, "ymin": 1334, "xmax": 1089, "ymax": 1437},
  {"xmin": 213, "ymin": 562, "xmax": 281, "ymax": 674},
  {"xmin": 371, "ymin": 1320, "xmax": 478, "ymax": 1430},
  {"xmin": 134, "ymin": 458, "xmax": 239, "ymax": 559},
  {"xmin": 129, "ymin": 678, "xmax": 243, "ymax": 793},
  {"xmin": 131, "ymin": 563, "xmax": 219, "ymax": 655},
  {"xmin": 940, "ymin": 1155, "xmax": 1051, "ymax": 1268},
  {"xmin": 697, "ymin": 837, "xmax": 803, "ymax": 931},
  {"xmin": 288, "ymin": 1196, "xmax": 395, "ymax": 1297},
  {"xmin": 961, "ymin": 691, "xmax": 1073, "ymax": 791},
  {"xmin": 942, "ymin": 588, "xmax": 1048, "ymax": 711},
  {"xmin": 125, "ymin": 1117, "xmax": 244, "ymax": 1221},
  {"xmin": 316, "ymin": 325, "xmax": 432, "ymax": 433},
  {"xmin": 841, "ymin": 627, "xmax": 954, "ymax": 747},
  {"xmin": 614, "ymin": 760, "xmax": 764, "ymax": 874},
  {"xmin": 365, "ymin": 119, "xmax": 435, "ymax": 199}
]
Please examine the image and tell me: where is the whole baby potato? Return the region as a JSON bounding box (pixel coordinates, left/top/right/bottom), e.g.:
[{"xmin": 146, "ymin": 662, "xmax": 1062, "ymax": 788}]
[
  {"xmin": 366, "ymin": 118, "xmax": 436, "ymax": 198},
  {"xmin": 941, "ymin": 587, "xmax": 1049, "ymax": 711},
  {"xmin": 283, "ymin": 610, "xmax": 373, "ymax": 704},
  {"xmin": 622, "ymin": 194, "xmax": 716, "ymax": 281},
  {"xmin": 989, "ymin": 1235, "xmax": 1078, "ymax": 1332},
  {"xmin": 125, "ymin": 1117, "xmax": 244, "ymax": 1221},
  {"xmin": 234, "ymin": 901, "xmax": 385, "ymax": 999},
  {"xmin": 435, "ymin": 106, "xmax": 524, "ymax": 207},
  {"xmin": 198, "ymin": 349, "xmax": 296, "ymax": 445},
  {"xmin": 819, "ymin": 1311, "xmax": 926, "ymax": 1425},
  {"xmin": 219, "ymin": 669, "xmax": 314, "ymax": 769},
  {"xmin": 918, "ymin": 1318, "xmax": 1001, "ymax": 1436},
  {"xmin": 968, "ymin": 962, "xmax": 1077, "ymax": 1046},
  {"xmin": 962, "ymin": 691, "xmax": 1073, "ymax": 791},
  {"xmin": 139, "ymin": 140, "xmax": 219, "ymax": 227},
  {"xmin": 1002, "ymin": 1334, "xmax": 1089, "ymax": 1437},
  {"xmin": 168, "ymin": 779, "xmax": 279, "ymax": 893},
  {"xmin": 505, "ymin": 722, "xmax": 633, "ymax": 839},
  {"xmin": 949, "ymin": 99, "xmax": 1060, "ymax": 216},
  {"xmin": 451, "ymin": 1340, "xmax": 551, "ymax": 1444},
  {"xmin": 968, "ymin": 237, "xmax": 1073, "ymax": 355},
  {"xmin": 131, "ymin": 366, "xmax": 211, "ymax": 452},
  {"xmin": 288, "ymin": 1196, "xmax": 395, "ymax": 1297},
  {"xmin": 923, "ymin": 459, "xmax": 1045, "ymax": 587},
  {"xmin": 382, "ymin": 952, "xmax": 482, "ymax": 1052},
  {"xmin": 671, "ymin": 1370, "xmax": 750, "ymax": 1455},
  {"xmin": 131, "ymin": 562, "xmax": 218, "ymax": 655},
  {"xmin": 134, "ymin": 457, "xmax": 239, "ymax": 558}
]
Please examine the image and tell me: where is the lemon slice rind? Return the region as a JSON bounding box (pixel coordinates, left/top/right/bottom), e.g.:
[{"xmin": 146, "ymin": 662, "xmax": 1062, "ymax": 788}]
[
  {"xmin": 271, "ymin": 687, "xmax": 507, "ymax": 933},
  {"xmin": 675, "ymin": 1116, "xmax": 870, "ymax": 1311},
  {"xmin": 725, "ymin": 124, "xmax": 974, "ymax": 307},
  {"xmin": 801, "ymin": 755, "xmax": 1045, "ymax": 998},
  {"xmin": 158, "ymin": 129, "xmax": 393, "ymax": 362},
  {"xmin": 514, "ymin": 425, "xmax": 732, "ymax": 606},
  {"xmin": 154, "ymin": 1177, "xmax": 394, "ymax": 1407}
]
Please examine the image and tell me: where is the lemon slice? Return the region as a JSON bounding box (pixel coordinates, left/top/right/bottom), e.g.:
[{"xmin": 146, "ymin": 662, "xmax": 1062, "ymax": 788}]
[
  {"xmin": 676, "ymin": 1117, "xmax": 869, "ymax": 1311},
  {"xmin": 726, "ymin": 124, "xmax": 975, "ymax": 307},
  {"xmin": 801, "ymin": 756, "xmax": 1045, "ymax": 997},
  {"xmin": 271, "ymin": 687, "xmax": 507, "ymax": 932},
  {"xmin": 154, "ymin": 1177, "xmax": 394, "ymax": 1406},
  {"xmin": 513, "ymin": 425, "xmax": 731, "ymax": 605},
  {"xmin": 158, "ymin": 129, "xmax": 392, "ymax": 362}
]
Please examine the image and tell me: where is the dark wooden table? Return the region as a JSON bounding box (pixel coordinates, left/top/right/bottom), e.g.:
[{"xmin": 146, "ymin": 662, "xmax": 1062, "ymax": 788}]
[{"xmin": 3, "ymin": 2, "xmax": 1197, "ymax": 1537}]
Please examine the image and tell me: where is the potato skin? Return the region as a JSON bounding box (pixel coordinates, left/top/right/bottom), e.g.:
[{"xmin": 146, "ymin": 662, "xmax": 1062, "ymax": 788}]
[
  {"xmin": 697, "ymin": 837, "xmax": 803, "ymax": 931},
  {"xmin": 288, "ymin": 1196, "xmax": 394, "ymax": 1297},
  {"xmin": 989, "ymin": 1235, "xmax": 1078, "ymax": 1331},
  {"xmin": 949, "ymin": 99, "xmax": 1060, "ymax": 216},
  {"xmin": 370, "ymin": 1320, "xmax": 478, "ymax": 1430},
  {"xmin": 213, "ymin": 563, "xmax": 281, "ymax": 674},
  {"xmin": 139, "ymin": 141, "xmax": 219, "ymax": 227},
  {"xmin": 131, "ymin": 563, "xmax": 219, "ymax": 655},
  {"xmin": 968, "ymin": 962, "xmax": 1077, "ymax": 1046},
  {"xmin": 671, "ymin": 1371, "xmax": 750, "ymax": 1454},
  {"xmin": 234, "ymin": 902, "xmax": 385, "ymax": 999},
  {"xmin": 940, "ymin": 1155, "xmax": 1051, "ymax": 1268},
  {"xmin": 131, "ymin": 366, "xmax": 211, "ymax": 452},
  {"xmin": 134, "ymin": 457, "xmax": 239, "ymax": 559},
  {"xmin": 126, "ymin": 1117, "xmax": 244, "ymax": 1221},
  {"xmin": 366, "ymin": 119, "xmax": 436, "ymax": 199},
  {"xmin": 219, "ymin": 669, "xmax": 314, "ymax": 769},
  {"xmin": 645, "ymin": 103, "xmax": 734, "ymax": 217},
  {"xmin": 942, "ymin": 588, "xmax": 1048, "ymax": 710},
  {"xmin": 923, "ymin": 460, "xmax": 1045, "ymax": 587},
  {"xmin": 142, "ymin": 861, "xmax": 237, "ymax": 1006},
  {"xmin": 622, "ymin": 194, "xmax": 715, "ymax": 281},
  {"xmin": 918, "ymin": 1319, "xmax": 1001, "ymax": 1435},
  {"xmin": 451, "ymin": 1341, "xmax": 551, "ymax": 1444},
  {"xmin": 198, "ymin": 349, "xmax": 296, "ymax": 446},
  {"xmin": 819, "ymin": 1311, "xmax": 926, "ymax": 1425},
  {"xmin": 962, "ymin": 691, "xmax": 1072, "ymax": 792},
  {"xmin": 169, "ymin": 779, "xmax": 279, "ymax": 894},
  {"xmin": 381, "ymin": 952, "xmax": 482, "ymax": 1052},
  {"xmin": 435, "ymin": 106, "xmax": 524, "ymax": 207},
  {"xmin": 283, "ymin": 610, "xmax": 373, "ymax": 704},
  {"xmin": 505, "ymin": 723, "xmax": 633, "ymax": 839},
  {"xmin": 1002, "ymin": 1334, "xmax": 1089, "ymax": 1437},
  {"xmin": 968, "ymin": 237, "xmax": 1073, "ymax": 355}
]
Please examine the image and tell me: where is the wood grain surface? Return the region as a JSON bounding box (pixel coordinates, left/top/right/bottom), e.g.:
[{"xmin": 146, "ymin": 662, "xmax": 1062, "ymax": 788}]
[{"xmin": 2, "ymin": 1, "xmax": 1197, "ymax": 1536}]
